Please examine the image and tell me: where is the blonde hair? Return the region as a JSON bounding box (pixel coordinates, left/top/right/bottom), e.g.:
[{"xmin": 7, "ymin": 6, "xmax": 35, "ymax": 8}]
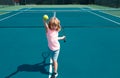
[{"xmin": 48, "ymin": 17, "xmax": 61, "ymax": 31}]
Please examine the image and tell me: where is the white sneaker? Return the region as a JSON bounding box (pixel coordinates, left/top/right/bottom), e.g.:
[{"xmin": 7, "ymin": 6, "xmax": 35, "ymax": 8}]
[
  {"xmin": 54, "ymin": 72, "xmax": 58, "ymax": 77},
  {"xmin": 51, "ymin": 72, "xmax": 58, "ymax": 78}
]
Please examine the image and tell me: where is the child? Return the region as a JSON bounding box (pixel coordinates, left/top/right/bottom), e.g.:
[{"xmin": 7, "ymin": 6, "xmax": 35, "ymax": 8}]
[{"xmin": 43, "ymin": 17, "xmax": 65, "ymax": 77}]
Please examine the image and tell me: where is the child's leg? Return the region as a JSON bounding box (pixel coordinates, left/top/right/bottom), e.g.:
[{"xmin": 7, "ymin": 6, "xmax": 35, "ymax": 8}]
[
  {"xmin": 53, "ymin": 60, "xmax": 58, "ymax": 73},
  {"xmin": 51, "ymin": 50, "xmax": 60, "ymax": 74}
]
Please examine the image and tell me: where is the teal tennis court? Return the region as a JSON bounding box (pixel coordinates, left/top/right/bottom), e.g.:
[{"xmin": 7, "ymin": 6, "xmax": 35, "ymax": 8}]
[{"xmin": 0, "ymin": 7, "xmax": 120, "ymax": 78}]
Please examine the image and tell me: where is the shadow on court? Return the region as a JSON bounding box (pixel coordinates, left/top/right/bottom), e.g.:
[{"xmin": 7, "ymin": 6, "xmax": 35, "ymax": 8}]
[{"xmin": 5, "ymin": 52, "xmax": 51, "ymax": 78}]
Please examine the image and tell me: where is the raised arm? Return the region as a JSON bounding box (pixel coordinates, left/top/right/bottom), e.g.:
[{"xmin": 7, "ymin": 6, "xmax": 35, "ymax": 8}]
[{"xmin": 43, "ymin": 20, "xmax": 49, "ymax": 32}]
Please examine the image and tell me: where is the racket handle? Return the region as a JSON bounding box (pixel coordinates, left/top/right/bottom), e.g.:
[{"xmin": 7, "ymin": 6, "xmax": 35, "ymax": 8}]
[
  {"xmin": 64, "ymin": 37, "xmax": 66, "ymax": 43},
  {"xmin": 64, "ymin": 40, "xmax": 66, "ymax": 43}
]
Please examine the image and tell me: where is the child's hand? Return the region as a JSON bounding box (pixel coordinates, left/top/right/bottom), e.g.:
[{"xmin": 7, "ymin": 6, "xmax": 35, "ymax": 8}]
[
  {"xmin": 43, "ymin": 19, "xmax": 47, "ymax": 22},
  {"xmin": 62, "ymin": 36, "xmax": 66, "ymax": 40},
  {"xmin": 58, "ymin": 36, "xmax": 66, "ymax": 40},
  {"xmin": 63, "ymin": 36, "xmax": 66, "ymax": 42}
]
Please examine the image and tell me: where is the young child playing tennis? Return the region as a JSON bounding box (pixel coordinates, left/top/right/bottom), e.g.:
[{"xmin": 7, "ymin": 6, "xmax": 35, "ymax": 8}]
[{"xmin": 43, "ymin": 17, "xmax": 65, "ymax": 77}]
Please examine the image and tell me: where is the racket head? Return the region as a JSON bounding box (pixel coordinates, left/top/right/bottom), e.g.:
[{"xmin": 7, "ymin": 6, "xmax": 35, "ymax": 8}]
[
  {"xmin": 53, "ymin": 11, "xmax": 56, "ymax": 18},
  {"xmin": 53, "ymin": 11, "xmax": 66, "ymax": 43}
]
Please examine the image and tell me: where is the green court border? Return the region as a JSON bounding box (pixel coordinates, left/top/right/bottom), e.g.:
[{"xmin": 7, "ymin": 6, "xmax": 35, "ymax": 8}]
[
  {"xmin": 0, "ymin": 4, "xmax": 119, "ymax": 10},
  {"xmin": 0, "ymin": 4, "xmax": 120, "ymax": 17}
]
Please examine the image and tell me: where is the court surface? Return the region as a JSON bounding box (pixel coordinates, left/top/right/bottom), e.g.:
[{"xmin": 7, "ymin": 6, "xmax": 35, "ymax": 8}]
[{"xmin": 0, "ymin": 7, "xmax": 120, "ymax": 78}]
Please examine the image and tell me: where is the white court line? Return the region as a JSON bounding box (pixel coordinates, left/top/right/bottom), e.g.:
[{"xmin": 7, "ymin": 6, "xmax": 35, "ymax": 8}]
[
  {"xmin": 48, "ymin": 58, "xmax": 53, "ymax": 78},
  {"xmin": 0, "ymin": 8, "xmax": 31, "ymax": 22},
  {"xmin": 95, "ymin": 9, "xmax": 120, "ymax": 18},
  {"xmin": 0, "ymin": 12, "xmax": 9, "ymax": 15},
  {"xmin": 0, "ymin": 12, "xmax": 22, "ymax": 22},
  {"xmin": 82, "ymin": 9, "xmax": 120, "ymax": 26}
]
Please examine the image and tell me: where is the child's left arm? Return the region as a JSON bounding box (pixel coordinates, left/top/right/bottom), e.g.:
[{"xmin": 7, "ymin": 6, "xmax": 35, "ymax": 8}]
[{"xmin": 58, "ymin": 36, "xmax": 66, "ymax": 40}]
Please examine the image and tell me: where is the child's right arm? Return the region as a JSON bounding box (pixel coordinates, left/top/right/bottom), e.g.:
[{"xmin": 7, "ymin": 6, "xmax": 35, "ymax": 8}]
[{"xmin": 43, "ymin": 20, "xmax": 48, "ymax": 32}]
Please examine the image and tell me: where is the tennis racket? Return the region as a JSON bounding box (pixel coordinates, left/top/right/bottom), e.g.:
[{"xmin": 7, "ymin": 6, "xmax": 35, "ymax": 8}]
[{"xmin": 53, "ymin": 11, "xmax": 66, "ymax": 42}]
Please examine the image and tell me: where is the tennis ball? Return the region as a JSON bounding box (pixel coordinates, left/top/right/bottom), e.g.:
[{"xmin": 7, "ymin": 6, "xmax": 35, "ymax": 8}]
[{"xmin": 43, "ymin": 14, "xmax": 49, "ymax": 21}]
